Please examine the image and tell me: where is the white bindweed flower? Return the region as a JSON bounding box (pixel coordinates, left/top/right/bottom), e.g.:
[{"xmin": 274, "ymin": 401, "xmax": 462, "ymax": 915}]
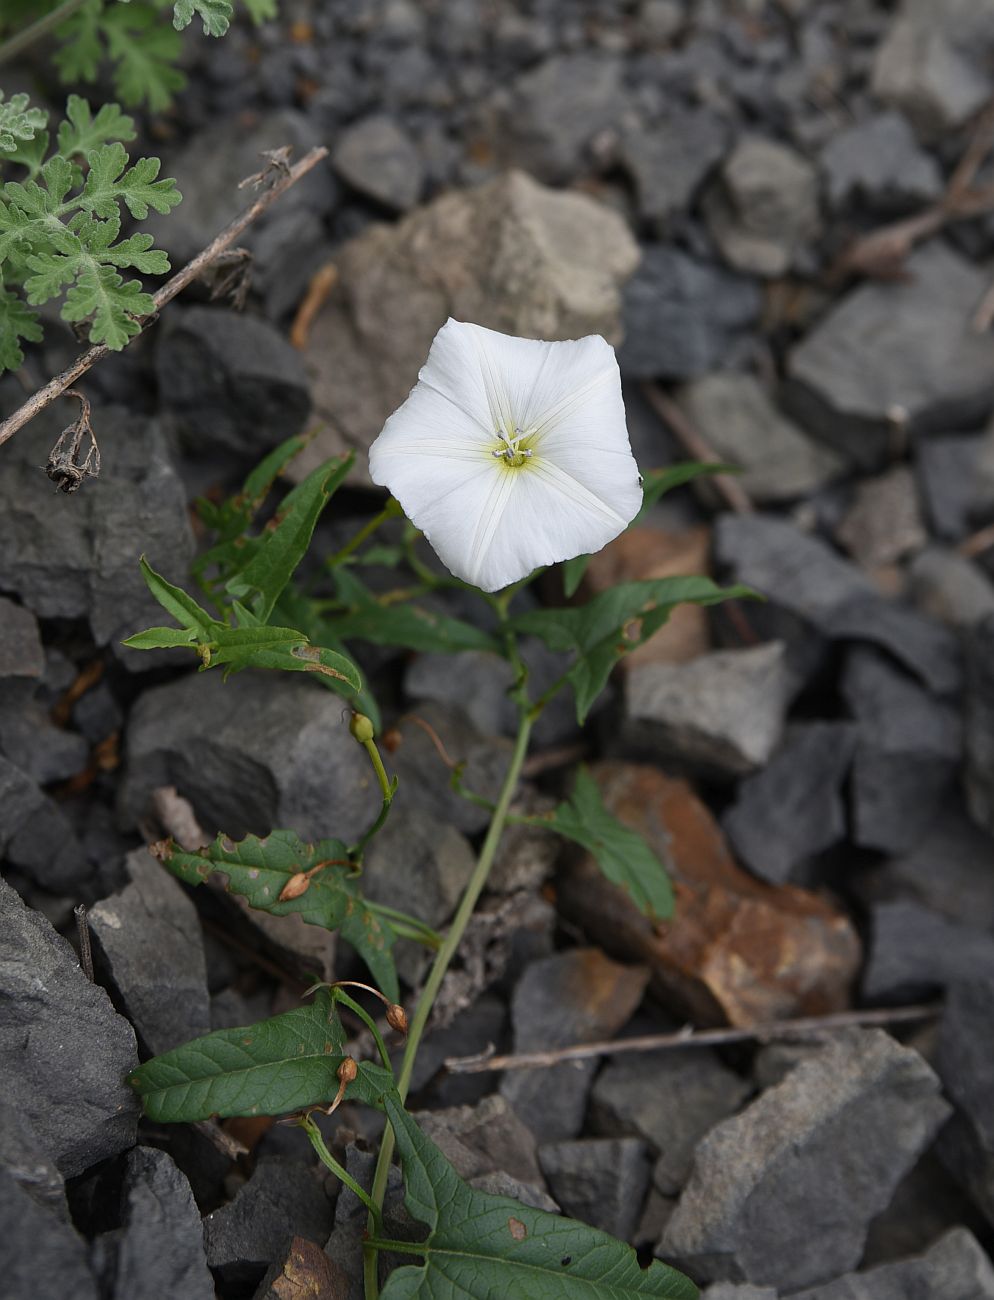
[{"xmin": 368, "ymin": 319, "xmax": 643, "ymax": 592}]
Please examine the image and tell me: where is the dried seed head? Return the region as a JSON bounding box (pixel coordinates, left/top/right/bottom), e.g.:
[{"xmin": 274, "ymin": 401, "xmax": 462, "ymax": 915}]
[
  {"xmin": 386, "ymin": 1004, "xmax": 408, "ymax": 1035},
  {"xmin": 382, "ymin": 727, "xmax": 402, "ymax": 754},
  {"xmin": 337, "ymin": 1056, "xmax": 358, "ymax": 1084},
  {"xmin": 349, "ymin": 712, "xmax": 375, "ymax": 744},
  {"xmin": 279, "ymin": 872, "xmax": 310, "ymax": 901}
]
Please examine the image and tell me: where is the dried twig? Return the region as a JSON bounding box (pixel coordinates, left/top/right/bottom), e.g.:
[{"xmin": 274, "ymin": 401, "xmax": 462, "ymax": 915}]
[
  {"xmin": 639, "ymin": 382, "xmax": 754, "ymax": 515},
  {"xmin": 290, "ymin": 261, "xmax": 338, "ymax": 350},
  {"xmin": 958, "ymin": 521, "xmax": 994, "ymax": 560},
  {"xmin": 192, "ymin": 1120, "xmax": 249, "ymax": 1161},
  {"xmin": 444, "ymin": 1002, "xmax": 940, "ymax": 1074},
  {"xmin": 0, "ymin": 145, "xmax": 330, "ymax": 451},
  {"xmin": 74, "ymin": 903, "xmax": 94, "ymax": 981}
]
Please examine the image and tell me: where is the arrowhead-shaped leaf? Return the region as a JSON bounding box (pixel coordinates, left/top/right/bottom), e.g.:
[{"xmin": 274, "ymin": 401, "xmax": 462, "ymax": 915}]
[
  {"xmin": 330, "ymin": 569, "xmax": 501, "ymax": 655},
  {"xmin": 380, "ymin": 1094, "xmax": 698, "ymax": 1299}
]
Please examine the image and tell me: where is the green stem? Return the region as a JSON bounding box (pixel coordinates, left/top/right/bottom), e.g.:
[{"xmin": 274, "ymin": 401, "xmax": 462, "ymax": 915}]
[
  {"xmin": 365, "ymin": 902, "xmax": 442, "ymax": 948},
  {"xmin": 350, "ymin": 735, "xmax": 396, "ymax": 860},
  {"xmin": 327, "ymin": 498, "xmax": 401, "ymax": 569},
  {"xmin": 332, "ymin": 989, "xmax": 392, "ymax": 1072},
  {"xmin": 364, "ymin": 1238, "xmax": 427, "ymax": 1257},
  {"xmin": 362, "ymin": 708, "xmax": 534, "ymax": 1299},
  {"xmin": 300, "ymin": 1114, "xmax": 384, "ymax": 1233},
  {"xmin": 0, "ymin": 0, "xmax": 87, "ymax": 66}
]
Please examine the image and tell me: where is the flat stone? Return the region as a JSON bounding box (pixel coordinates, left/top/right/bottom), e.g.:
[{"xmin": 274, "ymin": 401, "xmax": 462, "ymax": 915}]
[
  {"xmin": 93, "ymin": 1146, "xmax": 214, "ymax": 1300},
  {"xmin": 332, "ymin": 113, "xmax": 423, "ymax": 210},
  {"xmin": 842, "ymin": 646, "xmax": 961, "ymax": 853},
  {"xmin": 835, "ymin": 466, "xmax": 927, "ymax": 570},
  {"xmin": 0, "ymin": 407, "xmax": 194, "ymax": 667},
  {"xmin": 936, "ymin": 979, "xmax": 994, "ymax": 1217},
  {"xmin": 298, "ymin": 171, "xmax": 638, "ymax": 484},
  {"xmin": 500, "ymin": 948, "xmax": 649, "ymax": 1141},
  {"xmin": 156, "ymin": 305, "xmax": 311, "ymax": 459},
  {"xmin": 618, "ymin": 109, "xmax": 728, "ymax": 226},
  {"xmin": 660, "ymin": 1029, "xmax": 951, "ymax": 1291},
  {"xmin": 915, "ymin": 433, "xmax": 984, "ymax": 541},
  {"xmin": 0, "ymin": 680, "xmax": 89, "ymax": 784},
  {"xmin": 0, "ymin": 754, "xmax": 88, "ymax": 891},
  {"xmin": 617, "ymin": 245, "xmax": 761, "ymax": 381},
  {"xmin": 589, "ymin": 1048, "xmax": 751, "ymax": 1195},
  {"xmin": 0, "ymin": 877, "xmax": 139, "ymax": 1178},
  {"xmin": 820, "ymin": 110, "xmax": 943, "ymax": 210},
  {"xmin": 621, "ymin": 642, "xmax": 792, "ymax": 778},
  {"xmin": 787, "ymin": 244, "xmax": 994, "ymax": 468},
  {"xmin": 88, "ymin": 848, "xmax": 210, "ymax": 1056},
  {"xmin": 0, "ymin": 1101, "xmax": 65, "ymax": 1218},
  {"xmin": 204, "ymin": 1157, "xmax": 334, "ymax": 1289},
  {"xmin": 911, "ymin": 547, "xmax": 994, "ymax": 628},
  {"xmin": 491, "ymin": 53, "xmax": 623, "ymax": 182},
  {"xmin": 556, "ymin": 764, "xmax": 861, "ymax": 1027},
  {"xmin": 722, "ymin": 722, "xmax": 858, "ymax": 884},
  {"xmin": 862, "ymin": 899, "xmax": 994, "ymax": 1001},
  {"xmin": 120, "ymin": 670, "xmax": 373, "ymax": 845},
  {"xmin": 702, "ymin": 1288, "xmax": 777, "ymax": 1300},
  {"xmin": 0, "ymin": 595, "xmax": 43, "ymax": 678},
  {"xmin": 0, "ymin": 1166, "xmax": 98, "ymax": 1299},
  {"xmin": 790, "ymin": 1228, "xmax": 994, "ymax": 1299},
  {"xmin": 414, "ymin": 1095, "xmax": 543, "ymax": 1187},
  {"xmin": 703, "ymin": 135, "xmax": 821, "ymax": 277},
  {"xmin": 538, "ymin": 1137, "xmax": 653, "ymax": 1242},
  {"xmin": 675, "ymin": 374, "xmax": 842, "ymax": 503},
  {"xmin": 966, "ymin": 612, "xmax": 994, "ymax": 834}
]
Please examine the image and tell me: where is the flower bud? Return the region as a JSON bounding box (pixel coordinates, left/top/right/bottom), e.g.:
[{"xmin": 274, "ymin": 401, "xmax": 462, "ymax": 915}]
[
  {"xmin": 278, "ymin": 872, "xmax": 310, "ymax": 902},
  {"xmin": 386, "ymin": 1004, "xmax": 408, "ymax": 1035},
  {"xmin": 349, "ymin": 713, "xmax": 375, "ymax": 744},
  {"xmin": 337, "ymin": 1056, "xmax": 358, "ymax": 1084}
]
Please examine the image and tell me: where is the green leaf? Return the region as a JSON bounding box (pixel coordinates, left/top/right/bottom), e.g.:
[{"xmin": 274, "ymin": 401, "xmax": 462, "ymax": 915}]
[
  {"xmin": 53, "ymin": 0, "xmax": 106, "ymax": 83},
  {"xmin": 548, "ymin": 768, "xmax": 672, "ymax": 919},
  {"xmin": 56, "ymin": 96, "xmax": 136, "ymax": 158},
  {"xmin": 155, "ymin": 829, "xmax": 398, "ymax": 1000},
  {"xmin": 102, "ymin": 3, "xmax": 186, "ymax": 112},
  {"xmin": 0, "ymin": 92, "xmax": 47, "ymax": 155},
  {"xmin": 2, "ymin": 129, "xmax": 50, "ymax": 179},
  {"xmin": 61, "ymin": 260, "xmax": 152, "ymax": 347},
  {"xmin": 80, "ymin": 141, "xmax": 181, "ymax": 219},
  {"xmin": 243, "ymin": 434, "xmax": 309, "ymax": 506},
  {"xmin": 0, "ymin": 287, "xmax": 42, "ymax": 373},
  {"xmin": 129, "ymin": 989, "xmax": 350, "ymax": 1122},
  {"xmin": 225, "ymin": 455, "xmax": 353, "ymax": 622},
  {"xmin": 137, "ymin": 555, "xmax": 215, "ymax": 637},
  {"xmin": 510, "ymin": 577, "xmax": 756, "ymax": 723},
  {"xmin": 121, "ymin": 625, "xmax": 198, "ymax": 650},
  {"xmin": 561, "ymin": 463, "xmax": 734, "ymax": 598},
  {"xmin": 172, "ymin": 0, "xmax": 234, "ymax": 36},
  {"xmin": 209, "ymin": 623, "xmax": 362, "ymax": 693},
  {"xmin": 242, "ymin": 0, "xmax": 277, "ymax": 20},
  {"xmin": 329, "ymin": 569, "xmax": 501, "ymax": 655},
  {"xmin": 380, "ymin": 1095, "xmax": 698, "ymax": 1299}
]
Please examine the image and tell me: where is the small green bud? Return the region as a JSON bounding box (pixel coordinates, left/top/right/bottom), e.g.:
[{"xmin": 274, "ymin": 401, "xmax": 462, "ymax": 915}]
[{"xmin": 349, "ymin": 712, "xmax": 375, "ymax": 744}]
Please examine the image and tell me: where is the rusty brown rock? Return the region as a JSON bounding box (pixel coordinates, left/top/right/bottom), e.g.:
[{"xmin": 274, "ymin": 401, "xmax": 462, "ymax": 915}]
[
  {"xmin": 581, "ymin": 526, "xmax": 712, "ymax": 667},
  {"xmin": 556, "ymin": 762, "xmax": 860, "ymax": 1027},
  {"xmin": 256, "ymin": 1236, "xmax": 347, "ymax": 1299}
]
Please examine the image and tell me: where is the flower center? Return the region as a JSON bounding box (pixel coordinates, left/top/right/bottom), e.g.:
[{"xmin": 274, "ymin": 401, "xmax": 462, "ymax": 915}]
[{"xmin": 491, "ymin": 426, "xmax": 534, "ymax": 469}]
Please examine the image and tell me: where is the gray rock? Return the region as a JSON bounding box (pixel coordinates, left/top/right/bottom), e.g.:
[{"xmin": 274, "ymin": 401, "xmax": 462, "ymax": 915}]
[
  {"xmin": 660, "ymin": 1029, "xmax": 951, "ymax": 1291},
  {"xmin": 703, "ymin": 135, "xmax": 820, "ymax": 278},
  {"xmin": 873, "ymin": 0, "xmax": 994, "ymax": 135},
  {"xmin": 787, "ymin": 244, "xmax": 994, "ymax": 468},
  {"xmin": 88, "ymin": 848, "xmax": 210, "ymax": 1056},
  {"xmin": 94, "ymin": 1147, "xmax": 214, "ymax": 1300},
  {"xmin": 156, "ymin": 305, "xmax": 311, "ymax": 458},
  {"xmin": 858, "ymin": 800, "xmax": 994, "ymax": 929},
  {"xmin": 820, "ymin": 110, "xmax": 943, "ymax": 210},
  {"xmin": 916, "ymin": 434, "xmax": 985, "ymax": 541},
  {"xmin": 722, "ymin": 723, "xmax": 858, "ymax": 883},
  {"xmin": 298, "ymin": 171, "xmax": 638, "ymax": 484},
  {"xmin": 675, "ymin": 373, "xmax": 842, "ymax": 503},
  {"xmin": 702, "ymin": 1288, "xmax": 777, "ymax": 1300},
  {"xmin": 402, "ymin": 992, "xmax": 506, "ymax": 1107},
  {"xmin": 618, "ymin": 109, "xmax": 728, "ymax": 226},
  {"xmin": 0, "ymin": 877, "xmax": 139, "ymax": 1178},
  {"xmin": 539, "ymin": 1137, "xmax": 653, "ymax": 1242},
  {"xmin": 621, "ymin": 642, "xmax": 792, "ymax": 778},
  {"xmin": 324, "ymin": 1141, "xmax": 407, "ymax": 1300},
  {"xmin": 0, "ymin": 408, "xmax": 194, "ymax": 666},
  {"xmin": 0, "ymin": 680, "xmax": 89, "ymax": 784},
  {"xmin": 0, "ymin": 1166, "xmax": 98, "ymax": 1299},
  {"xmin": 835, "ymin": 466, "xmax": 927, "ymax": 569},
  {"xmin": 842, "ymin": 647, "xmax": 961, "ymax": 854},
  {"xmin": 589, "ymin": 1048, "xmax": 751, "ymax": 1195},
  {"xmin": 966, "ymin": 613, "xmax": 994, "ymax": 834},
  {"xmin": 862, "ymin": 899, "xmax": 994, "ymax": 1001},
  {"xmin": 0, "ymin": 595, "xmax": 43, "ymax": 678},
  {"xmin": 414, "ymin": 1095, "xmax": 543, "ymax": 1187},
  {"xmin": 617, "ymin": 245, "xmax": 761, "ymax": 381},
  {"xmin": 493, "ymin": 53, "xmax": 623, "ymax": 182},
  {"xmin": 120, "ymin": 670, "xmax": 372, "ymax": 845},
  {"xmin": 0, "ymin": 1102, "xmax": 66, "ymax": 1218},
  {"xmin": 934, "ymin": 978, "xmax": 994, "ymax": 1224},
  {"xmin": 332, "ymin": 114, "xmax": 423, "ymax": 210},
  {"xmin": 501, "ymin": 948, "xmax": 649, "ymax": 1141},
  {"xmin": 790, "ymin": 1228, "xmax": 994, "ymax": 1299},
  {"xmin": 0, "ymin": 755, "xmax": 88, "ymax": 891},
  {"xmin": 714, "ymin": 516, "xmax": 962, "ymax": 694},
  {"xmin": 467, "ymin": 1169, "xmax": 559, "ymax": 1213},
  {"xmin": 204, "ymin": 1156, "xmax": 334, "ymax": 1288},
  {"xmin": 146, "ymin": 109, "xmax": 337, "ymax": 265}
]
